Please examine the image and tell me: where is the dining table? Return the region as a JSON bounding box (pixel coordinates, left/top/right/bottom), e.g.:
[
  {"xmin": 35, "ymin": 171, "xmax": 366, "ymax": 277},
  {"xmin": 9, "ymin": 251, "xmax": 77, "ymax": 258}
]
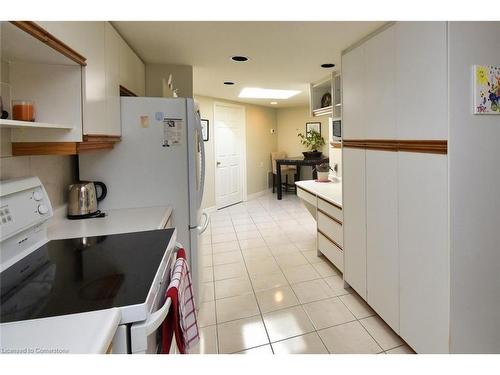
[{"xmin": 275, "ymin": 155, "xmax": 329, "ymax": 200}]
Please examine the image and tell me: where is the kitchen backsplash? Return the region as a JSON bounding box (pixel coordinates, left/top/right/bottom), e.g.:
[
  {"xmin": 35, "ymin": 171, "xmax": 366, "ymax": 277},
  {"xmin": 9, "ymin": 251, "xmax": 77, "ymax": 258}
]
[{"xmin": 0, "ymin": 155, "xmax": 78, "ymax": 208}]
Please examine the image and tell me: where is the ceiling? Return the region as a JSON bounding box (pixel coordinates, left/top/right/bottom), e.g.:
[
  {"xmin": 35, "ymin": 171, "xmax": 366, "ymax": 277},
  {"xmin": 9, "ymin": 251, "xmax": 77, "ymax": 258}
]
[{"xmin": 113, "ymin": 21, "xmax": 384, "ymax": 108}]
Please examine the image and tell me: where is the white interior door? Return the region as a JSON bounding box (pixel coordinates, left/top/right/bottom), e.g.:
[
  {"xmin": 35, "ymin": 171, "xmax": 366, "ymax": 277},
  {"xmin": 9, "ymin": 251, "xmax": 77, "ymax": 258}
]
[{"xmin": 214, "ymin": 102, "xmax": 246, "ymax": 209}]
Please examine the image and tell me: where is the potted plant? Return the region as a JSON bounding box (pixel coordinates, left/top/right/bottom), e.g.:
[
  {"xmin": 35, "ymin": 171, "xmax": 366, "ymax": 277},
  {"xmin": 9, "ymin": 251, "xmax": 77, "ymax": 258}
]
[
  {"xmin": 297, "ymin": 130, "xmax": 325, "ymax": 159},
  {"xmin": 315, "ymin": 163, "xmax": 332, "ymax": 182}
]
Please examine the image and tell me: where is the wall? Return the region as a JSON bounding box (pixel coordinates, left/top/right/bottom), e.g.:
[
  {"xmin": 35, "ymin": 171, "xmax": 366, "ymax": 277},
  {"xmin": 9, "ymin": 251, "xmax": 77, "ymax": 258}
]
[
  {"xmin": 195, "ymin": 95, "xmax": 277, "ymax": 209},
  {"xmin": 276, "ymin": 106, "xmax": 341, "ymax": 177},
  {"xmin": 0, "ymin": 155, "xmax": 78, "ymax": 208},
  {"xmin": 145, "ymin": 63, "xmax": 193, "ymax": 98},
  {"xmin": 449, "ymin": 21, "xmax": 500, "ymax": 353}
]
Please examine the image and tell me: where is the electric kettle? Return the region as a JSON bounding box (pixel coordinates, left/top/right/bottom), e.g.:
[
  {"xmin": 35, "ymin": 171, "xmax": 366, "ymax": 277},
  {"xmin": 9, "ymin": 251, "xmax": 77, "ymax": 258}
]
[{"xmin": 67, "ymin": 181, "xmax": 107, "ymax": 219}]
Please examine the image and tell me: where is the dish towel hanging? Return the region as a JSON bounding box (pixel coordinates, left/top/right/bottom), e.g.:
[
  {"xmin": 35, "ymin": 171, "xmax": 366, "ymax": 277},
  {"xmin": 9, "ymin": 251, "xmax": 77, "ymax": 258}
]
[{"xmin": 161, "ymin": 248, "xmax": 199, "ymax": 354}]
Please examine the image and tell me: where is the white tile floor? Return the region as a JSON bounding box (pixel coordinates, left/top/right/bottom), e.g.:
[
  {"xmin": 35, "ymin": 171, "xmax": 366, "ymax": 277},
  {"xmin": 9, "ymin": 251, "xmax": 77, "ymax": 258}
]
[{"xmin": 192, "ymin": 192, "xmax": 414, "ymax": 354}]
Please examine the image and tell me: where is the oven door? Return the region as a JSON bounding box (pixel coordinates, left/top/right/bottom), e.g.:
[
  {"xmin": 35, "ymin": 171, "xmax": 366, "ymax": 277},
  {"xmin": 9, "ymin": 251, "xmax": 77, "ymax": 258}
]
[{"xmin": 111, "ymin": 243, "xmax": 180, "ymax": 354}]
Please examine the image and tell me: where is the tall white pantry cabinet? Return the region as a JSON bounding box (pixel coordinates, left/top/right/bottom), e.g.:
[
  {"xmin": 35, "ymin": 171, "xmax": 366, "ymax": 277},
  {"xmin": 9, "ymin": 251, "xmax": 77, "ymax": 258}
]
[{"xmin": 342, "ymin": 21, "xmax": 500, "ymax": 354}]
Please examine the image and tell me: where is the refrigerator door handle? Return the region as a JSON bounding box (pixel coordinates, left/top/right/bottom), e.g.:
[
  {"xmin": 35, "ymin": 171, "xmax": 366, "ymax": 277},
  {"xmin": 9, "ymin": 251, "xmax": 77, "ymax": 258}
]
[
  {"xmin": 197, "ymin": 211, "xmax": 210, "ymax": 234},
  {"xmin": 198, "ymin": 118, "xmax": 206, "ymax": 208}
]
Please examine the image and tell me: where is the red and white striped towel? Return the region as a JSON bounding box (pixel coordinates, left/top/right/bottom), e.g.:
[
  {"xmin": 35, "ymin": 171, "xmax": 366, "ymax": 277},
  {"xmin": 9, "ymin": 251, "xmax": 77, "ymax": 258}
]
[{"xmin": 161, "ymin": 248, "xmax": 199, "ymax": 354}]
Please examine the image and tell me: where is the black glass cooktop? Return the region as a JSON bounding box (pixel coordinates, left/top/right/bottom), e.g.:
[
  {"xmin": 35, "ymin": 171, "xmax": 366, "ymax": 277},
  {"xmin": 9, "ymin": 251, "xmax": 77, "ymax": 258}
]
[{"xmin": 0, "ymin": 229, "xmax": 175, "ymax": 324}]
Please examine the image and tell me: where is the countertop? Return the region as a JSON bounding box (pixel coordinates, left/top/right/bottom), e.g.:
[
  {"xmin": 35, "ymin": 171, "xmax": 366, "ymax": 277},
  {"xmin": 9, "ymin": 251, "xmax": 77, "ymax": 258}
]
[
  {"xmin": 48, "ymin": 205, "xmax": 173, "ymax": 240},
  {"xmin": 0, "ymin": 308, "xmax": 121, "ymax": 354},
  {"xmin": 295, "ymin": 179, "xmax": 342, "ymax": 207}
]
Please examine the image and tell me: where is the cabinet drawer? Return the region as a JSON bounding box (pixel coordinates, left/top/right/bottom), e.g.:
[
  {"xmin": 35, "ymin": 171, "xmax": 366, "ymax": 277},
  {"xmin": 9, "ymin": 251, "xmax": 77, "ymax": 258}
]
[
  {"xmin": 318, "ymin": 197, "xmax": 343, "ymax": 223},
  {"xmin": 317, "ymin": 210, "xmax": 343, "ymax": 248},
  {"xmin": 318, "ymin": 231, "xmax": 343, "ymax": 272},
  {"xmin": 297, "ymin": 187, "xmax": 317, "ymax": 206}
]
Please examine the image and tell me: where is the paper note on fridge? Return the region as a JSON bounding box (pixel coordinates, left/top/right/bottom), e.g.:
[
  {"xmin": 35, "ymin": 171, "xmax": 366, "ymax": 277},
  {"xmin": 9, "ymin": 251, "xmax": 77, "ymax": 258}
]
[{"xmin": 163, "ymin": 118, "xmax": 183, "ymax": 147}]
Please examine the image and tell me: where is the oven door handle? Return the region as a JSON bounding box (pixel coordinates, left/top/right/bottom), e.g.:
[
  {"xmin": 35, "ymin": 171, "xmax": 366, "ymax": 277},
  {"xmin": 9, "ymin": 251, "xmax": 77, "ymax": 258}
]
[
  {"xmin": 146, "ymin": 297, "xmax": 172, "ymax": 336},
  {"xmin": 130, "ymin": 295, "xmax": 172, "ymax": 347}
]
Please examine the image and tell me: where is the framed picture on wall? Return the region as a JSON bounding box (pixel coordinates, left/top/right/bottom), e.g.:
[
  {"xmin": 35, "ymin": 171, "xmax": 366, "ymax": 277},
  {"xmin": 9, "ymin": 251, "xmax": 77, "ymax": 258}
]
[
  {"xmin": 473, "ymin": 65, "xmax": 500, "ymax": 114},
  {"xmin": 201, "ymin": 119, "xmax": 209, "ymax": 141},
  {"xmin": 306, "ymin": 122, "xmax": 321, "ymax": 135}
]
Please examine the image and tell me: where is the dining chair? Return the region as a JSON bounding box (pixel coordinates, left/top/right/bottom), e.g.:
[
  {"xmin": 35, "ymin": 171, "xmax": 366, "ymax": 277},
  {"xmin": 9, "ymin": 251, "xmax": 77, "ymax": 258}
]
[{"xmin": 271, "ymin": 152, "xmax": 297, "ymax": 194}]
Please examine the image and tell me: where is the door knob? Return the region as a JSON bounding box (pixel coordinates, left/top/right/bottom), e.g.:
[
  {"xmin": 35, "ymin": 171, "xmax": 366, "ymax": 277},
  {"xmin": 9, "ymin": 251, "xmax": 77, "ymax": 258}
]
[{"xmin": 217, "ymin": 161, "xmax": 221, "ymax": 166}]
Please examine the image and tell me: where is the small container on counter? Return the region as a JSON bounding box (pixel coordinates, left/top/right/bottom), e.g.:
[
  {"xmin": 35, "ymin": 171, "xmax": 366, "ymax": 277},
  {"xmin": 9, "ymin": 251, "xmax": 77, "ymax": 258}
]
[{"xmin": 12, "ymin": 100, "xmax": 35, "ymax": 122}]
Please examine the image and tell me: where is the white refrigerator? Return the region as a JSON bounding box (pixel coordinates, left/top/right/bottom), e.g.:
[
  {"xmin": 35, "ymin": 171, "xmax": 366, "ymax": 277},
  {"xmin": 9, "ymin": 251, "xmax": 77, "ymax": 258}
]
[{"xmin": 79, "ymin": 97, "xmax": 207, "ymax": 302}]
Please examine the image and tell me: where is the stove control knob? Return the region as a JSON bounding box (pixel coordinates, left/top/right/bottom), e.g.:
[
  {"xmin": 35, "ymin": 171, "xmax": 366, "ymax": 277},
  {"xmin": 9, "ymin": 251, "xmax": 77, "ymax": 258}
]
[
  {"xmin": 33, "ymin": 190, "xmax": 43, "ymax": 201},
  {"xmin": 38, "ymin": 204, "xmax": 49, "ymax": 215}
]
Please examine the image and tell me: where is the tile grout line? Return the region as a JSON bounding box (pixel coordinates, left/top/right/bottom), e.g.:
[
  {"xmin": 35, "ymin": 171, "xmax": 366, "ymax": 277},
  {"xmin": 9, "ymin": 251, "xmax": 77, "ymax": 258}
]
[
  {"xmin": 235, "ymin": 204, "xmax": 276, "ymax": 354},
  {"xmin": 209, "ymin": 221, "xmax": 220, "ymax": 354}
]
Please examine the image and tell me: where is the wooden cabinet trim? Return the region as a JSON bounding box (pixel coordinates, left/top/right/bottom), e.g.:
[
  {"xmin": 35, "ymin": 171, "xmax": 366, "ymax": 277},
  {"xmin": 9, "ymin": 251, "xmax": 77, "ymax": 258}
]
[
  {"xmin": 119, "ymin": 85, "xmax": 138, "ymax": 97},
  {"xmin": 343, "ymin": 139, "xmax": 447, "ymax": 154},
  {"xmin": 10, "ymin": 21, "xmax": 87, "ymax": 66},
  {"xmin": 318, "ymin": 229, "xmax": 343, "ymax": 251},
  {"xmin": 12, "ymin": 142, "xmax": 78, "ymax": 156},
  {"xmin": 318, "ymin": 208, "xmax": 343, "ymax": 225},
  {"xmin": 317, "ymin": 196, "xmax": 342, "ymax": 211},
  {"xmin": 12, "ymin": 136, "xmax": 121, "ymax": 156},
  {"xmin": 83, "ymin": 134, "xmax": 121, "ymax": 142}
]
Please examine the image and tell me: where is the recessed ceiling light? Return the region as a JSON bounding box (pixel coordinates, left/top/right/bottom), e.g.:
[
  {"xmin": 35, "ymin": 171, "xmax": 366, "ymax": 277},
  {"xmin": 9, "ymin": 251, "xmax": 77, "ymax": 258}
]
[
  {"xmin": 270, "ymin": 101, "xmax": 278, "ymax": 105},
  {"xmin": 224, "ymin": 81, "xmax": 235, "ymax": 85},
  {"xmin": 321, "ymin": 63, "xmax": 335, "ymax": 68},
  {"xmin": 239, "ymin": 88, "xmax": 300, "ymax": 99},
  {"xmin": 231, "ymin": 55, "xmax": 249, "ymax": 62}
]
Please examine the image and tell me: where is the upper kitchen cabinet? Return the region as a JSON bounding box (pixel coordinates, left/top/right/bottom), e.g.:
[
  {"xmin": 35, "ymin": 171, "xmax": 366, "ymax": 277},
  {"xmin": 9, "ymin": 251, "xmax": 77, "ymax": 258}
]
[
  {"xmin": 364, "ymin": 25, "xmax": 396, "ymax": 139},
  {"xmin": 395, "ymin": 22, "xmax": 447, "ymax": 140},
  {"xmin": 35, "ymin": 21, "xmax": 145, "ymax": 135},
  {"xmin": 37, "ymin": 21, "xmax": 110, "ymax": 136},
  {"xmin": 1, "ymin": 21, "xmax": 85, "ymax": 143},
  {"xmin": 38, "ymin": 22, "xmax": 118, "ymax": 137},
  {"xmin": 118, "ymin": 35, "xmax": 146, "ymax": 97},
  {"xmin": 342, "ymin": 46, "xmax": 365, "ymax": 139},
  {"xmin": 104, "ymin": 23, "xmax": 121, "ymax": 136},
  {"xmin": 309, "ymin": 72, "xmax": 340, "ymax": 118}
]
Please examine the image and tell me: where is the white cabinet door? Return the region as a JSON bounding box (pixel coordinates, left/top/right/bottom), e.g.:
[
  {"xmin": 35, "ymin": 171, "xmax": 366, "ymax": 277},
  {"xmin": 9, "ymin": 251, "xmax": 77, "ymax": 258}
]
[
  {"xmin": 38, "ymin": 22, "xmax": 106, "ymax": 136},
  {"xmin": 396, "ymin": 22, "xmax": 447, "ymax": 140},
  {"xmin": 104, "ymin": 23, "xmax": 121, "ymax": 136},
  {"xmin": 342, "ymin": 148, "xmax": 367, "ymax": 299},
  {"xmin": 366, "ymin": 150, "xmax": 399, "ymax": 332},
  {"xmin": 364, "ymin": 25, "xmax": 396, "ymax": 139},
  {"xmin": 398, "ymin": 152, "xmax": 449, "ymax": 353},
  {"xmin": 132, "ymin": 52, "xmax": 146, "ymax": 97},
  {"xmin": 119, "ymin": 38, "xmax": 145, "ymax": 96},
  {"xmin": 342, "ymin": 46, "xmax": 365, "ymax": 139}
]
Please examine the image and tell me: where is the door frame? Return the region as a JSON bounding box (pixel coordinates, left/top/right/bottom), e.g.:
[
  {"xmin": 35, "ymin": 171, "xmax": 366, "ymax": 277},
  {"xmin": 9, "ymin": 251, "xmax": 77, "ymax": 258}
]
[{"xmin": 213, "ymin": 101, "xmax": 247, "ymax": 209}]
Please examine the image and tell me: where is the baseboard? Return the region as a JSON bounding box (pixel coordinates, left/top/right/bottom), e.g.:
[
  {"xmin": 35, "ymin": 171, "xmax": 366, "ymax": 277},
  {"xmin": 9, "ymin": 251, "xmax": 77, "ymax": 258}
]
[
  {"xmin": 246, "ymin": 188, "xmax": 272, "ymax": 201},
  {"xmin": 203, "ymin": 189, "xmax": 272, "ymax": 212},
  {"xmin": 202, "ymin": 206, "xmax": 217, "ymax": 214}
]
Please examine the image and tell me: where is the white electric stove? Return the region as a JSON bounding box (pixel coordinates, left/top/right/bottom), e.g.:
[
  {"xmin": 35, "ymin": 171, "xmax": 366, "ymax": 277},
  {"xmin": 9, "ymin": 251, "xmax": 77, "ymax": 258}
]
[{"xmin": 0, "ymin": 177, "xmax": 178, "ymax": 353}]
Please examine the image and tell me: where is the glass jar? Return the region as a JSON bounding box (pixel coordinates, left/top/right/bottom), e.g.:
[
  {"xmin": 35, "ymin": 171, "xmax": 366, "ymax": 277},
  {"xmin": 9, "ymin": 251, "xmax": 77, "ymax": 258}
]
[{"xmin": 12, "ymin": 100, "xmax": 35, "ymax": 122}]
